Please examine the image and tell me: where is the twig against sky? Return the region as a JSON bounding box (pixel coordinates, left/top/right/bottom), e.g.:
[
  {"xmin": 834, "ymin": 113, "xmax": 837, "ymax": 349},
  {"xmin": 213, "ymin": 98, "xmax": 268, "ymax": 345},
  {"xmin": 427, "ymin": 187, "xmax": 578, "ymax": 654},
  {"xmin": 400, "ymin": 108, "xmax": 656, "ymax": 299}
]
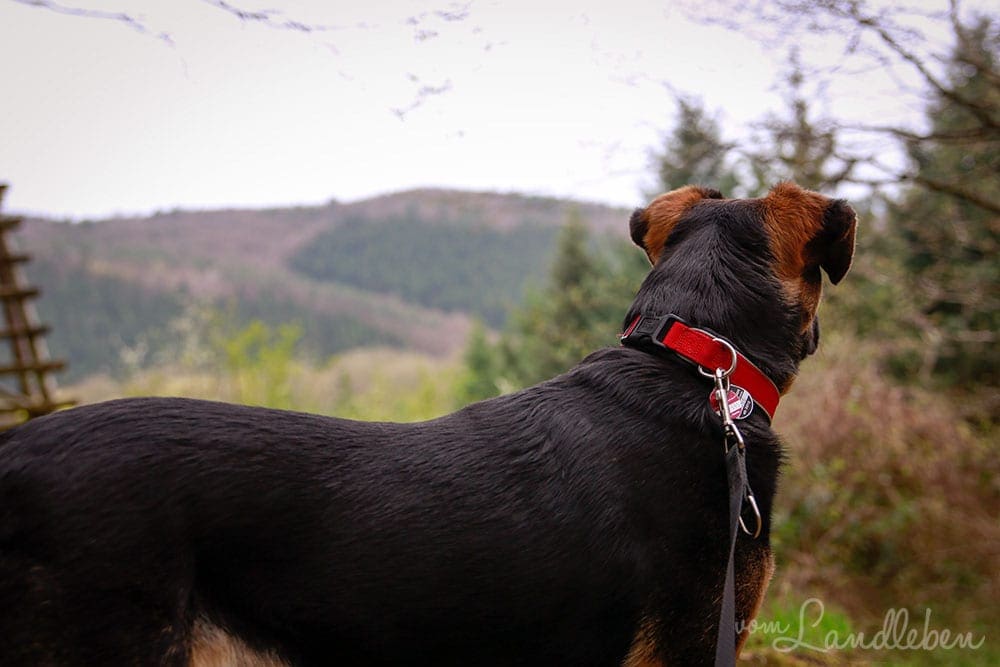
[
  {"xmin": 197, "ymin": 0, "xmax": 349, "ymax": 33},
  {"xmin": 9, "ymin": 0, "xmax": 483, "ymax": 118},
  {"xmin": 11, "ymin": 0, "xmax": 356, "ymax": 37},
  {"xmin": 10, "ymin": 0, "xmax": 174, "ymax": 45}
]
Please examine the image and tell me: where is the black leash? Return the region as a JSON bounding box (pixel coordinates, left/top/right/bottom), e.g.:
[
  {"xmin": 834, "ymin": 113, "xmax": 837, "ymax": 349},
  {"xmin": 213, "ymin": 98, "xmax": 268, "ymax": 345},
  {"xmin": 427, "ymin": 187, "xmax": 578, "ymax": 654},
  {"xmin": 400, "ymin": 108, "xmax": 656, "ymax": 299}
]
[
  {"xmin": 714, "ymin": 440, "xmax": 749, "ymax": 666},
  {"xmin": 709, "ymin": 366, "xmax": 760, "ymax": 667}
]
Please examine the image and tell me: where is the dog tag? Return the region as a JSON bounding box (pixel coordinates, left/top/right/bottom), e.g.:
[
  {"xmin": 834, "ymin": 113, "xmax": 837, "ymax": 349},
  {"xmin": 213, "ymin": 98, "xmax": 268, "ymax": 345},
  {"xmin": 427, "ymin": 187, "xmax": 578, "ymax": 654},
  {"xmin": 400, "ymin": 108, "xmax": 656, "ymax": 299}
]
[{"xmin": 709, "ymin": 385, "xmax": 754, "ymax": 420}]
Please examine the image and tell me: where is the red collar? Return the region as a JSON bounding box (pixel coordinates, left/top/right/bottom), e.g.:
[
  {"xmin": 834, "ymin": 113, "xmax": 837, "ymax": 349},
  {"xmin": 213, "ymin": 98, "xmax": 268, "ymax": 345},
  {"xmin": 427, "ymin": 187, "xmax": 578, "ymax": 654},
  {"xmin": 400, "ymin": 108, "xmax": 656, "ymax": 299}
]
[{"xmin": 620, "ymin": 314, "xmax": 780, "ymax": 421}]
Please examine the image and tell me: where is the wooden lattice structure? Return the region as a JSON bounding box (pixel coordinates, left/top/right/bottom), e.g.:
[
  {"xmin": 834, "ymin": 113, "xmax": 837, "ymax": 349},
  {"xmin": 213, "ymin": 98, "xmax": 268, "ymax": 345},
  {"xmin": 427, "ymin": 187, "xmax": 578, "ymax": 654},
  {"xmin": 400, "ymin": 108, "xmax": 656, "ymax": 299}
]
[{"xmin": 0, "ymin": 184, "xmax": 73, "ymax": 427}]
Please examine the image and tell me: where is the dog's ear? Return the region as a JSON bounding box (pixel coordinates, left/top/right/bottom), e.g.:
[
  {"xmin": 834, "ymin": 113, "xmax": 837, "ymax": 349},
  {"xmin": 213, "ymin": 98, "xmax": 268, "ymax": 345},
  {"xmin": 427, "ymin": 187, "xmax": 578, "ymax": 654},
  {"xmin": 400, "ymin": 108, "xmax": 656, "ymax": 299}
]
[
  {"xmin": 630, "ymin": 186, "xmax": 723, "ymax": 264},
  {"xmin": 811, "ymin": 199, "xmax": 857, "ymax": 285},
  {"xmin": 764, "ymin": 183, "xmax": 857, "ymax": 286}
]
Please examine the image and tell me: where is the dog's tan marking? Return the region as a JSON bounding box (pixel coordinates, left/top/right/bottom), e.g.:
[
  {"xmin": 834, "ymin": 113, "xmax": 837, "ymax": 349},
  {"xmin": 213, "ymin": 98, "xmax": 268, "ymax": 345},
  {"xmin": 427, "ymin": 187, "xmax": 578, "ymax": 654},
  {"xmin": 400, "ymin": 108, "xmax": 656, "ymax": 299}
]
[
  {"xmin": 189, "ymin": 619, "xmax": 289, "ymax": 667},
  {"xmin": 762, "ymin": 182, "xmax": 831, "ymax": 283},
  {"xmin": 763, "ymin": 182, "xmax": 856, "ymax": 392},
  {"xmin": 762, "ymin": 182, "xmax": 830, "ymax": 334},
  {"xmin": 633, "ymin": 185, "xmax": 721, "ymax": 264},
  {"xmin": 735, "ymin": 548, "xmax": 776, "ymax": 656},
  {"xmin": 622, "ymin": 618, "xmax": 665, "ymax": 667}
]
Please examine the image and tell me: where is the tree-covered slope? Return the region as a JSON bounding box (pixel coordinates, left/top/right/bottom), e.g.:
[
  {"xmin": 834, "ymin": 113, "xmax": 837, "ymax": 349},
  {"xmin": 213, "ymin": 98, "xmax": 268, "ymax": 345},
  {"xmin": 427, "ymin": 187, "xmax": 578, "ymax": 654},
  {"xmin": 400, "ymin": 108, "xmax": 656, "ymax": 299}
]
[
  {"xmin": 13, "ymin": 189, "xmax": 629, "ymax": 382},
  {"xmin": 288, "ymin": 216, "xmax": 559, "ymax": 327}
]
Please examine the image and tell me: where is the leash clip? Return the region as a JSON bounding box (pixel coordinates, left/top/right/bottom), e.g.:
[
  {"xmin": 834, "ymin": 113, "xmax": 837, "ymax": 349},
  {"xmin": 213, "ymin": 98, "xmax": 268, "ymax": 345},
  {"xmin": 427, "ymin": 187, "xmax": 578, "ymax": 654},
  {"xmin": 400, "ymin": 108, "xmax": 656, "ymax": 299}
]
[
  {"xmin": 712, "ymin": 368, "xmax": 762, "ymax": 539},
  {"xmin": 711, "ymin": 368, "xmax": 742, "ymax": 450}
]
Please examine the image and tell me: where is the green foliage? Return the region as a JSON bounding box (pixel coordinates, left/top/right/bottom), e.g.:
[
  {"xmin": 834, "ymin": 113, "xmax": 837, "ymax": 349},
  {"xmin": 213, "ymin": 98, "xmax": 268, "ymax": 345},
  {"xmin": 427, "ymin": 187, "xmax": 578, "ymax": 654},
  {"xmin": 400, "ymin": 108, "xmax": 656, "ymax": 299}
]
[
  {"xmin": 212, "ymin": 319, "xmax": 302, "ymax": 409},
  {"xmin": 329, "ymin": 361, "xmax": 459, "ymax": 422},
  {"xmin": 886, "ymin": 18, "xmax": 999, "ymax": 387},
  {"xmin": 105, "ymin": 332, "xmax": 460, "ymax": 423},
  {"xmin": 289, "ymin": 215, "xmax": 559, "ymax": 327},
  {"xmin": 26, "ymin": 257, "xmax": 186, "ymax": 381},
  {"xmin": 484, "ymin": 216, "xmax": 649, "ymax": 390},
  {"xmin": 651, "ymin": 96, "xmax": 747, "ymax": 196},
  {"xmin": 744, "ymin": 592, "xmax": 855, "ymax": 657},
  {"xmin": 451, "ymin": 213, "xmax": 650, "ymax": 400},
  {"xmin": 454, "ymin": 321, "xmax": 501, "ymax": 404},
  {"xmin": 498, "ymin": 216, "xmax": 600, "ymax": 385}
]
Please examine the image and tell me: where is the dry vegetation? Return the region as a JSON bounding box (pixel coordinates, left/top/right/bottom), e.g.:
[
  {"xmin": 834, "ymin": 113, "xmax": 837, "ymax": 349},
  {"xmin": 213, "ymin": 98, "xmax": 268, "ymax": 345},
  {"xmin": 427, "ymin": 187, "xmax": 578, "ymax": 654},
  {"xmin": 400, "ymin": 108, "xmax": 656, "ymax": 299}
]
[{"xmin": 753, "ymin": 332, "xmax": 998, "ymax": 664}]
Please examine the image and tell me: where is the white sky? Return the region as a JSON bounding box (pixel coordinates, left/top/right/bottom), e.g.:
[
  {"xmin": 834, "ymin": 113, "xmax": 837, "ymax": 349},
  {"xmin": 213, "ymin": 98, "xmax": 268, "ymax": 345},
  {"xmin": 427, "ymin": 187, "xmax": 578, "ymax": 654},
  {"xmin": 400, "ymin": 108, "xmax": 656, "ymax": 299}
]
[{"xmin": 0, "ymin": 0, "xmax": 966, "ymax": 219}]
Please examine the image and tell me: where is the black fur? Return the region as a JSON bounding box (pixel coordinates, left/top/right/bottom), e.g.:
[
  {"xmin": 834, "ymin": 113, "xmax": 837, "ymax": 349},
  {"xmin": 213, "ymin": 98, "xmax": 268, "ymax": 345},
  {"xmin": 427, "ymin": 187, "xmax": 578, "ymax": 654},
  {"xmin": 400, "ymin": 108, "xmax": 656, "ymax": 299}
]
[{"xmin": 0, "ymin": 193, "xmax": 817, "ymax": 666}]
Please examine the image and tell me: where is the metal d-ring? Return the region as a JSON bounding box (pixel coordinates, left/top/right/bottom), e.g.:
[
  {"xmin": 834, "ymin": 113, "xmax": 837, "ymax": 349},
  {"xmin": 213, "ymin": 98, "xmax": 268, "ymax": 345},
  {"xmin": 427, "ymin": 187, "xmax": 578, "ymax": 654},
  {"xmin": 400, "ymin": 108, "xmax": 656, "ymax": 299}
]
[
  {"xmin": 740, "ymin": 488, "xmax": 763, "ymax": 539},
  {"xmin": 697, "ymin": 335, "xmax": 738, "ymax": 380}
]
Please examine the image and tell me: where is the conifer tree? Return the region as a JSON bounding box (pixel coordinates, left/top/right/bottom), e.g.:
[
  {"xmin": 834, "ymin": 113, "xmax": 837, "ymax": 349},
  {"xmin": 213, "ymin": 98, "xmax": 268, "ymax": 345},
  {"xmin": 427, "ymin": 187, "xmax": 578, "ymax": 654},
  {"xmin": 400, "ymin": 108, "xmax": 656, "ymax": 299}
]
[
  {"xmin": 650, "ymin": 97, "xmax": 746, "ymax": 196},
  {"xmin": 889, "ymin": 17, "xmax": 999, "ymax": 385}
]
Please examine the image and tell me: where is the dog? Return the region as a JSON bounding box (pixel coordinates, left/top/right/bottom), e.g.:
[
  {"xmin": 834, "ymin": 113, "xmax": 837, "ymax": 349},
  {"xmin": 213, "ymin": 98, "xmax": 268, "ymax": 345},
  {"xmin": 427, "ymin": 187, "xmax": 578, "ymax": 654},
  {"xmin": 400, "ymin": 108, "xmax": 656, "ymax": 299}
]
[{"xmin": 0, "ymin": 182, "xmax": 855, "ymax": 666}]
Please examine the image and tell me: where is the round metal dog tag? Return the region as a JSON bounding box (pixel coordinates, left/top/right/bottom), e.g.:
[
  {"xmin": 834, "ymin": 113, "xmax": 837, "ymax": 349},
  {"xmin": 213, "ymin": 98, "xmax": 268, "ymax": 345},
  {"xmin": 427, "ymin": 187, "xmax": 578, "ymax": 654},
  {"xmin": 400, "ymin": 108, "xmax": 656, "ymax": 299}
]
[{"xmin": 709, "ymin": 385, "xmax": 754, "ymax": 420}]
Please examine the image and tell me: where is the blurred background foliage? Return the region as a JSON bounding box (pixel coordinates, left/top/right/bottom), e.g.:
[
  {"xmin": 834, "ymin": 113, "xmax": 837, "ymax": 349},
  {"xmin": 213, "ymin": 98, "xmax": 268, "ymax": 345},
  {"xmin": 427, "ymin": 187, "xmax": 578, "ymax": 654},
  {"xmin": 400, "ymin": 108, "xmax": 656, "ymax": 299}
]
[{"xmin": 19, "ymin": 2, "xmax": 999, "ymax": 665}]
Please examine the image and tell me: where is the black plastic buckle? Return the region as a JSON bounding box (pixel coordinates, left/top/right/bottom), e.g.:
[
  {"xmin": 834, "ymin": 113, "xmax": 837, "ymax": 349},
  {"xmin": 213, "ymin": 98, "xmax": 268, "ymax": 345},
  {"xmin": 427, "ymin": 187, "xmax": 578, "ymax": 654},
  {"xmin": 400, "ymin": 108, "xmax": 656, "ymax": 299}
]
[{"xmin": 620, "ymin": 313, "xmax": 687, "ymax": 352}]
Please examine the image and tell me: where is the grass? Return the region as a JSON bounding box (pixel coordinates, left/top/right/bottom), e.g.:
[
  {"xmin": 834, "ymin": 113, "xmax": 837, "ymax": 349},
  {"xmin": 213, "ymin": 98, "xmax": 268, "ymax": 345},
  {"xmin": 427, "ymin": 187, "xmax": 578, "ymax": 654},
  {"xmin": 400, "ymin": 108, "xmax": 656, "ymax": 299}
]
[{"xmin": 743, "ymin": 583, "xmax": 996, "ymax": 665}]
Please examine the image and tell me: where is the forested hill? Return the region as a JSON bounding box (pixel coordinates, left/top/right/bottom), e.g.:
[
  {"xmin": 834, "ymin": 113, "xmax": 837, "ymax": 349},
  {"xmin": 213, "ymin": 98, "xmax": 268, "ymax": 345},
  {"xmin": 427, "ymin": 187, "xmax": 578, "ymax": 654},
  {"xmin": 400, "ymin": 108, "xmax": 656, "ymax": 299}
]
[{"xmin": 14, "ymin": 189, "xmax": 631, "ymax": 381}]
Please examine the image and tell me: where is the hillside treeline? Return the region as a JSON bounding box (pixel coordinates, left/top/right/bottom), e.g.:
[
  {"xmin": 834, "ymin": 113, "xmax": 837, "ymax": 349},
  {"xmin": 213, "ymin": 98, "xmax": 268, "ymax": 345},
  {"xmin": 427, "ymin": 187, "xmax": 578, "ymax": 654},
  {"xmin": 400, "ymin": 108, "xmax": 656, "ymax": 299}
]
[
  {"xmin": 26, "ymin": 256, "xmax": 401, "ymax": 381},
  {"xmin": 289, "ymin": 216, "xmax": 558, "ymax": 327}
]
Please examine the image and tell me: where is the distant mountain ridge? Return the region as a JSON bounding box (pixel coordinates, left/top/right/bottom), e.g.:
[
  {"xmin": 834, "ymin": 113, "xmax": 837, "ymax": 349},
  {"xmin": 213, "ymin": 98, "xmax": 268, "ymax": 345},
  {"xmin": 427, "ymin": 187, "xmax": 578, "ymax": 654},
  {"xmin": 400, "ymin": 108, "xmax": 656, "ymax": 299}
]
[{"xmin": 15, "ymin": 189, "xmax": 631, "ymax": 381}]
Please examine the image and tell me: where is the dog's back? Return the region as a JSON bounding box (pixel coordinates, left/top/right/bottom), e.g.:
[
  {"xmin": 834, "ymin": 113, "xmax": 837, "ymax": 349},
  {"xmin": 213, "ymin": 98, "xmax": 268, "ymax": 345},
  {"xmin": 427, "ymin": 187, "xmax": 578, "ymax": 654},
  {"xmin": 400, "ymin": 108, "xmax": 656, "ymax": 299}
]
[
  {"xmin": 0, "ymin": 183, "xmax": 855, "ymax": 666},
  {"xmin": 0, "ymin": 379, "xmax": 691, "ymax": 665}
]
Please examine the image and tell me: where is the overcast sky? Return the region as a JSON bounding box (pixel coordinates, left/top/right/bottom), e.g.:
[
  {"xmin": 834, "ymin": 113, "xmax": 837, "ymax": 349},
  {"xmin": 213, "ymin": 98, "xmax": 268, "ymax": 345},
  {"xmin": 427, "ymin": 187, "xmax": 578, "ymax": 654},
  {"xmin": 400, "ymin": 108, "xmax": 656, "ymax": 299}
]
[{"xmin": 0, "ymin": 0, "xmax": 963, "ymax": 219}]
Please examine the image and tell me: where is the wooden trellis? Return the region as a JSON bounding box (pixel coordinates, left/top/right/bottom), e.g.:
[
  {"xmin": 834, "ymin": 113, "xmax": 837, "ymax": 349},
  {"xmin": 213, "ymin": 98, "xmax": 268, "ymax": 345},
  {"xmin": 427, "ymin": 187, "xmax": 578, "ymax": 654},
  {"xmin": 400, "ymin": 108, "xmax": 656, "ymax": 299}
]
[{"xmin": 0, "ymin": 184, "xmax": 73, "ymax": 427}]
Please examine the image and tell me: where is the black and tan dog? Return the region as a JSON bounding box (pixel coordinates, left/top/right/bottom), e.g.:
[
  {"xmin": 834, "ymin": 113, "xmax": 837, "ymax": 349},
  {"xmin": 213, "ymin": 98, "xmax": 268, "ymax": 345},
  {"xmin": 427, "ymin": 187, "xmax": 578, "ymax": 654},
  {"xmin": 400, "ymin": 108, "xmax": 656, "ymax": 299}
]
[{"xmin": 0, "ymin": 182, "xmax": 855, "ymax": 666}]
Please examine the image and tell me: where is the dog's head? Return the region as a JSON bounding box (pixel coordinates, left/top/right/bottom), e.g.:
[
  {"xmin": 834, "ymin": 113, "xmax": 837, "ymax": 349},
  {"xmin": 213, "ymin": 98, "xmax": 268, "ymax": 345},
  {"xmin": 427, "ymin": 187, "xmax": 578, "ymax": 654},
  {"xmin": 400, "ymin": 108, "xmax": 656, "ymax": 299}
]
[{"xmin": 628, "ymin": 182, "xmax": 856, "ymax": 388}]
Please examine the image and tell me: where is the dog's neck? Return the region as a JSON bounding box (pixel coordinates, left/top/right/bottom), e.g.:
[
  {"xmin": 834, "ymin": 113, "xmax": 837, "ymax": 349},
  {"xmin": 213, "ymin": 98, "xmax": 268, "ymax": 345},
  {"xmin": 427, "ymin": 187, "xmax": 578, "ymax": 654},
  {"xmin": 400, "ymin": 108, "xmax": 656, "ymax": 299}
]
[{"xmin": 623, "ymin": 221, "xmax": 807, "ymax": 392}]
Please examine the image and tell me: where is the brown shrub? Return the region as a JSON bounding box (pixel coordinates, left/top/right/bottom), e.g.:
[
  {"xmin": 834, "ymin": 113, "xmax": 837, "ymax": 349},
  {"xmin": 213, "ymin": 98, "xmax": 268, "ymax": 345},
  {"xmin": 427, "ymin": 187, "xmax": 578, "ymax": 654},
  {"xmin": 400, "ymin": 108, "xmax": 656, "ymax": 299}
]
[{"xmin": 771, "ymin": 331, "xmax": 999, "ymax": 626}]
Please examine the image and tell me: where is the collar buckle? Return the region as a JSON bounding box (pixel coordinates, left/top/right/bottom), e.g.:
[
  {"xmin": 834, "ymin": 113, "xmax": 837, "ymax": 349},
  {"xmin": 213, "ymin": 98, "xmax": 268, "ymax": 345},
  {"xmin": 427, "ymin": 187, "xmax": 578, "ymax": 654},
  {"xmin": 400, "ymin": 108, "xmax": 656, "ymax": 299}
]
[{"xmin": 620, "ymin": 314, "xmax": 686, "ymax": 352}]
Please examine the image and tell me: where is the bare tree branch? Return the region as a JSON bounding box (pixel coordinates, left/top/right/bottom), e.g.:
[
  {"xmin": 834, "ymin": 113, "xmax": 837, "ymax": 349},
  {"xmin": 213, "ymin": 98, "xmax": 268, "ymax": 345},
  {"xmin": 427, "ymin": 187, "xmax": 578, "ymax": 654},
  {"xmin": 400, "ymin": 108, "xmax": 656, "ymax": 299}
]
[
  {"xmin": 838, "ymin": 1, "xmax": 999, "ymax": 128},
  {"xmin": 907, "ymin": 174, "xmax": 1000, "ymax": 214},
  {"xmin": 840, "ymin": 123, "xmax": 998, "ymax": 143},
  {"xmin": 12, "ymin": 0, "xmax": 477, "ymax": 117},
  {"xmin": 12, "ymin": 0, "xmax": 359, "ymax": 41},
  {"xmin": 197, "ymin": 0, "xmax": 347, "ymax": 33},
  {"xmin": 849, "ymin": 151, "xmax": 1000, "ymax": 214},
  {"xmin": 11, "ymin": 0, "xmax": 173, "ymax": 44}
]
